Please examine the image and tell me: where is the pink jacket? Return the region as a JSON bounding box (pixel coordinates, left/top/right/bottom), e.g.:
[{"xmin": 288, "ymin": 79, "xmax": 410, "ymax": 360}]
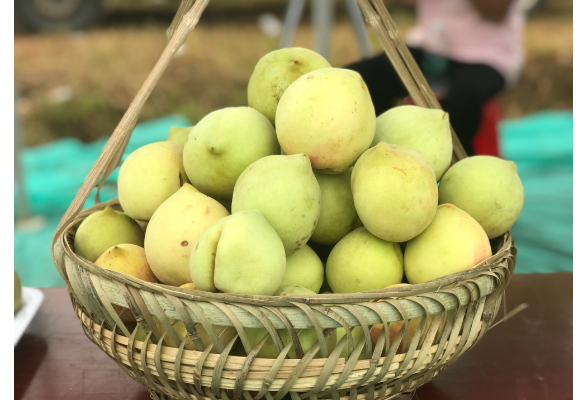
[{"xmin": 406, "ymin": 0, "xmax": 525, "ymax": 83}]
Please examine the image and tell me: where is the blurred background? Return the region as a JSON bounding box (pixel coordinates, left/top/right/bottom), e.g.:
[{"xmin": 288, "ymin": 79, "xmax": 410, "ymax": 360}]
[{"xmin": 14, "ymin": 0, "xmax": 573, "ymax": 287}]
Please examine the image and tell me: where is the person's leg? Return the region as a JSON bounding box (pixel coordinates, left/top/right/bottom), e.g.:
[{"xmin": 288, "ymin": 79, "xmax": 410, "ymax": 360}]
[
  {"xmin": 440, "ymin": 63, "xmax": 505, "ymax": 156},
  {"xmin": 345, "ymin": 49, "xmax": 424, "ymax": 116}
]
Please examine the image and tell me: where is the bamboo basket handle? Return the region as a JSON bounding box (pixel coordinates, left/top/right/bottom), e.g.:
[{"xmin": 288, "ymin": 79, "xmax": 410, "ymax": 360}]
[
  {"xmin": 52, "ymin": 0, "xmax": 467, "ymax": 250},
  {"xmin": 356, "ymin": 0, "xmax": 468, "ymax": 163},
  {"xmin": 51, "ymin": 0, "xmax": 210, "ymax": 249}
]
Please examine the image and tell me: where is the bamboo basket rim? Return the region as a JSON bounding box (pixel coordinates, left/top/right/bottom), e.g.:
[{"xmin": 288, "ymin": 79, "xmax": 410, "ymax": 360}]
[{"xmin": 58, "ymin": 198, "xmax": 514, "ymax": 306}]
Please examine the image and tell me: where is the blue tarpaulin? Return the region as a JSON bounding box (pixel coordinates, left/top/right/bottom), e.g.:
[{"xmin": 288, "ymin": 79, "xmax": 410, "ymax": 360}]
[
  {"xmin": 14, "ymin": 115, "xmax": 192, "ymax": 287},
  {"xmin": 14, "ymin": 111, "xmax": 573, "ymax": 287}
]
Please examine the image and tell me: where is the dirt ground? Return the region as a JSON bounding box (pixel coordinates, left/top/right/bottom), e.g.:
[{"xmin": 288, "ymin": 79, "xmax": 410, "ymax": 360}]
[{"xmin": 14, "ymin": 10, "xmax": 572, "ymax": 147}]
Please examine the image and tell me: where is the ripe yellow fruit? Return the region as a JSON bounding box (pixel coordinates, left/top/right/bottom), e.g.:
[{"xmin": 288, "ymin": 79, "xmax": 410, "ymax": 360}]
[
  {"xmin": 404, "ymin": 204, "xmax": 492, "ymax": 284},
  {"xmin": 95, "ymin": 244, "xmax": 157, "ymax": 283},
  {"xmin": 95, "ymin": 244, "xmax": 157, "ymax": 323},
  {"xmin": 145, "ymin": 184, "xmax": 229, "ymax": 286}
]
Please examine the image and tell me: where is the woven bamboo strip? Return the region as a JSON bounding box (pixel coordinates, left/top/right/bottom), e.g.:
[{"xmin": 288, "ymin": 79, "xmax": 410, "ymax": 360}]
[
  {"xmin": 98, "ymin": 336, "xmax": 455, "ymax": 393},
  {"xmin": 80, "ymin": 308, "xmax": 466, "ymax": 388}
]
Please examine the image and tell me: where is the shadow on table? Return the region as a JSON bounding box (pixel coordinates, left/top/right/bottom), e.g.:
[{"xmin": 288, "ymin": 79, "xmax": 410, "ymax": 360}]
[{"xmin": 15, "ymin": 335, "xmax": 48, "ymax": 400}]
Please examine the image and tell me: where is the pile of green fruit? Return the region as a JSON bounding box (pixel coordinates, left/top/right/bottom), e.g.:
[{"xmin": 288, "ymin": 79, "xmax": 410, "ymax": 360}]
[{"xmin": 73, "ymin": 47, "xmax": 524, "ymax": 356}]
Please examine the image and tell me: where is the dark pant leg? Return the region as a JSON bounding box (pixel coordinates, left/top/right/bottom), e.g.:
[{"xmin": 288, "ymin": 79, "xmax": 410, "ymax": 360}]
[
  {"xmin": 345, "ymin": 49, "xmax": 424, "ymax": 116},
  {"xmin": 440, "ymin": 62, "xmax": 505, "ymax": 156}
]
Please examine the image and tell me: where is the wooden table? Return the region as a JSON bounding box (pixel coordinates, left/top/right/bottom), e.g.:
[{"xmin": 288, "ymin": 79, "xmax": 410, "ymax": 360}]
[{"xmin": 15, "ymin": 272, "xmax": 573, "ymax": 400}]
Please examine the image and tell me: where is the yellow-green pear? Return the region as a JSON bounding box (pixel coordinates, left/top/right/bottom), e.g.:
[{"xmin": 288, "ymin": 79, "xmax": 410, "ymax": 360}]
[
  {"xmin": 95, "ymin": 244, "xmax": 157, "ymax": 323},
  {"xmin": 248, "ymin": 47, "xmax": 331, "ymax": 124},
  {"xmin": 326, "ymin": 227, "xmax": 403, "ymax": 294},
  {"xmin": 310, "ymin": 169, "xmax": 359, "ymax": 245},
  {"xmin": 274, "ymin": 286, "xmax": 316, "ymax": 296},
  {"xmin": 14, "ymin": 271, "xmax": 21, "ymax": 314},
  {"xmin": 190, "ymin": 210, "xmax": 286, "ymax": 295},
  {"xmin": 167, "ymin": 126, "xmax": 193, "ymax": 147},
  {"xmin": 404, "ymin": 204, "xmax": 492, "ymax": 284},
  {"xmin": 183, "ymin": 107, "xmax": 280, "ymax": 200},
  {"xmin": 337, "ymin": 326, "xmax": 366, "ymax": 361},
  {"xmin": 245, "ymin": 327, "xmax": 336, "ymax": 359},
  {"xmin": 95, "ymin": 244, "xmax": 157, "ymax": 283},
  {"xmin": 351, "ymin": 143, "xmax": 438, "ymax": 242},
  {"xmin": 74, "ymin": 206, "xmax": 144, "ymax": 262},
  {"xmin": 280, "ymin": 245, "xmax": 324, "ymax": 293},
  {"xmin": 232, "ymin": 154, "xmax": 321, "ymax": 255},
  {"xmin": 118, "ymin": 141, "xmax": 188, "ymax": 221},
  {"xmin": 276, "ymin": 68, "xmax": 376, "ymax": 173},
  {"xmin": 373, "ymin": 105, "xmax": 452, "ymax": 181},
  {"xmin": 145, "ymin": 183, "xmax": 229, "ymax": 286},
  {"xmin": 438, "ymin": 156, "xmax": 524, "ymax": 239}
]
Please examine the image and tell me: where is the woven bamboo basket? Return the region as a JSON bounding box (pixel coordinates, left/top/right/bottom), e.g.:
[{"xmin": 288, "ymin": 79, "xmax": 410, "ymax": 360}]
[{"xmin": 51, "ymin": 1, "xmax": 518, "ymax": 399}]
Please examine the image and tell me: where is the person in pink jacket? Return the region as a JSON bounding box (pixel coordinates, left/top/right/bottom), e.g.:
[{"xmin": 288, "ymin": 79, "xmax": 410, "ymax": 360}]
[{"xmin": 346, "ymin": 0, "xmax": 525, "ymax": 156}]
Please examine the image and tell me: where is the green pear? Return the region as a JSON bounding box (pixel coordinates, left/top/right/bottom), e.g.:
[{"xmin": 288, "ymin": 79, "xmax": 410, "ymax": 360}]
[
  {"xmin": 145, "ymin": 184, "xmax": 229, "ymax": 286},
  {"xmin": 373, "ymin": 105, "xmax": 453, "ymax": 181},
  {"xmin": 190, "ymin": 210, "xmax": 286, "ymax": 295},
  {"xmin": 232, "ymin": 154, "xmax": 321, "ymax": 255},
  {"xmin": 167, "ymin": 126, "xmax": 193, "ymax": 147},
  {"xmin": 337, "ymin": 326, "xmax": 366, "ymax": 361},
  {"xmin": 74, "ymin": 206, "xmax": 144, "ymax": 263},
  {"xmin": 351, "ymin": 142, "xmax": 438, "ymax": 243},
  {"xmin": 438, "ymin": 156, "xmax": 524, "ymax": 239},
  {"xmin": 183, "ymin": 107, "xmax": 280, "ymax": 200},
  {"xmin": 326, "ymin": 227, "xmax": 403, "ymax": 293},
  {"xmin": 118, "ymin": 141, "xmax": 188, "ymax": 221},
  {"xmin": 280, "ymin": 245, "xmax": 324, "ymax": 293},
  {"xmin": 275, "ymin": 68, "xmax": 376, "ymax": 173},
  {"xmin": 248, "ymin": 47, "xmax": 331, "ymax": 124},
  {"xmin": 95, "ymin": 243, "xmax": 158, "ymax": 324},
  {"xmin": 404, "ymin": 204, "xmax": 492, "ymax": 284},
  {"xmin": 245, "ymin": 327, "xmax": 337, "ymax": 359},
  {"xmin": 310, "ymin": 169, "xmax": 359, "ymax": 245},
  {"xmin": 274, "ymin": 286, "xmax": 316, "ymax": 296},
  {"xmin": 14, "ymin": 271, "xmax": 21, "ymax": 314}
]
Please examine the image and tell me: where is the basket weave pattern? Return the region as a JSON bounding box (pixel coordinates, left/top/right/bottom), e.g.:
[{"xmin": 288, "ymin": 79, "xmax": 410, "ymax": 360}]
[{"xmin": 51, "ymin": 1, "xmax": 517, "ymax": 399}]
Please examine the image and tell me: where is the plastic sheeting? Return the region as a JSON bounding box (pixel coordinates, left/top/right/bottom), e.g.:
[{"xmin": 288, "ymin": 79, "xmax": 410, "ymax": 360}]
[
  {"xmin": 14, "ymin": 111, "xmax": 573, "ymax": 287},
  {"xmin": 14, "ymin": 115, "xmax": 191, "ymax": 287},
  {"xmin": 500, "ymin": 111, "xmax": 573, "ymax": 273}
]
